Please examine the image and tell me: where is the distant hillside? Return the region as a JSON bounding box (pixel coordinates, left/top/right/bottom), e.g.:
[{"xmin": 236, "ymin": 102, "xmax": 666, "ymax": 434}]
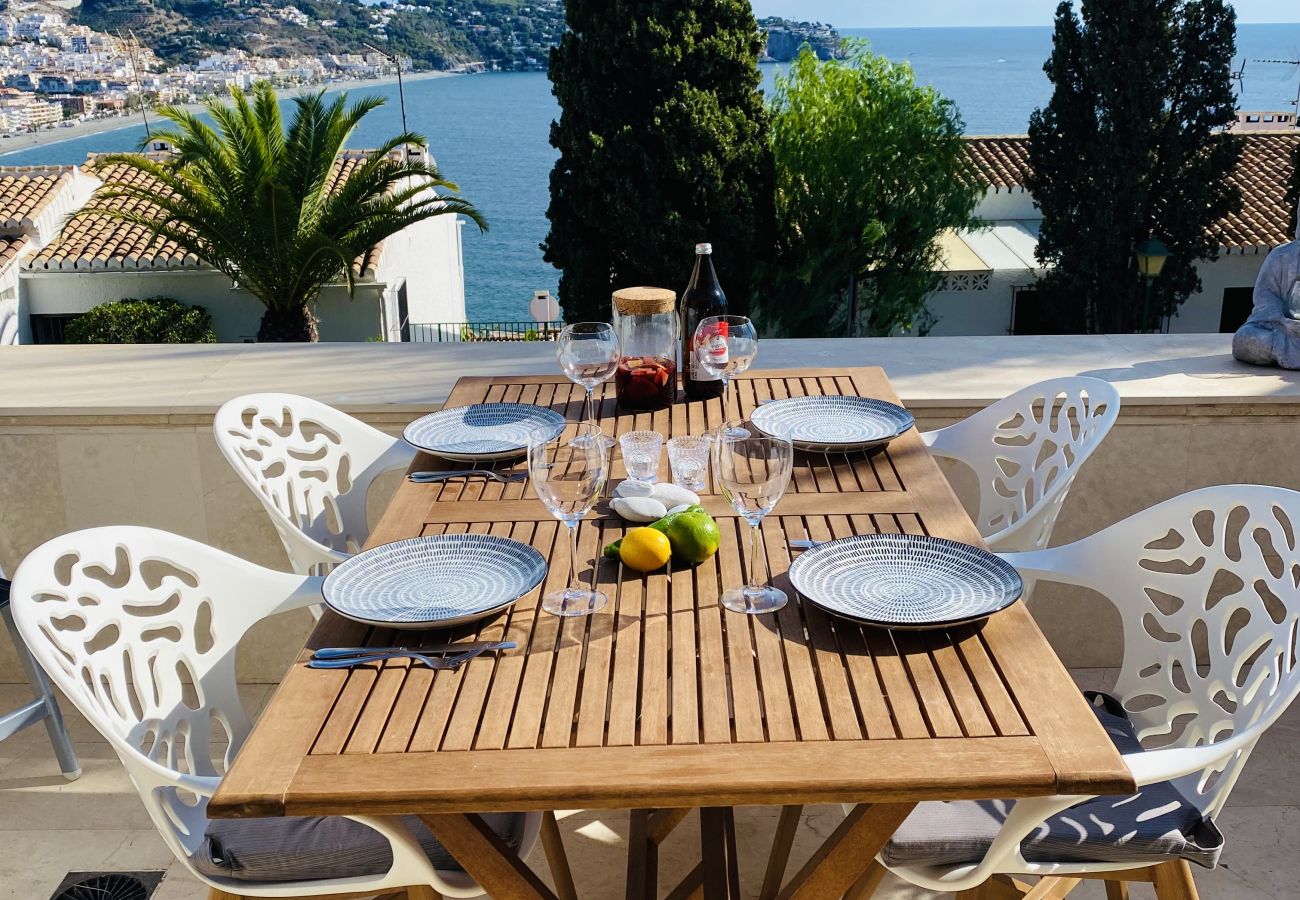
[
  {"xmin": 75, "ymin": 0, "xmax": 561, "ymax": 69},
  {"xmin": 73, "ymin": 3, "xmax": 839, "ymax": 71}
]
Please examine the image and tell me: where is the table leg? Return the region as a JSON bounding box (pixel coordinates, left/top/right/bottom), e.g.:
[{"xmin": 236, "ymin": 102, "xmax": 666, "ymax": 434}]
[
  {"xmin": 700, "ymin": 807, "xmax": 743, "ymax": 900},
  {"xmin": 759, "ymin": 804, "xmax": 804, "ymax": 900},
  {"xmin": 626, "ymin": 809, "xmax": 658, "ymax": 900},
  {"xmin": 628, "ymin": 807, "xmax": 694, "ymax": 900},
  {"xmin": 419, "ymin": 813, "xmax": 559, "ymax": 900},
  {"xmin": 773, "ymin": 803, "xmax": 916, "ymax": 900}
]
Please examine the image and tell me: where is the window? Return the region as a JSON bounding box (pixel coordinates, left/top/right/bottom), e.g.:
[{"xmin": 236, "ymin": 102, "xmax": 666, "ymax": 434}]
[
  {"xmin": 29, "ymin": 313, "xmax": 81, "ymax": 344},
  {"xmin": 1220, "ymin": 287, "xmax": 1255, "ymax": 333},
  {"xmin": 1012, "ymin": 288, "xmax": 1086, "ymax": 334}
]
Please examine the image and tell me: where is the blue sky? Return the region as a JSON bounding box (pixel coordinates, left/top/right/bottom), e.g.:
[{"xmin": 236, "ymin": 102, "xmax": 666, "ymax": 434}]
[{"xmin": 750, "ymin": 1, "xmax": 1299, "ymax": 28}]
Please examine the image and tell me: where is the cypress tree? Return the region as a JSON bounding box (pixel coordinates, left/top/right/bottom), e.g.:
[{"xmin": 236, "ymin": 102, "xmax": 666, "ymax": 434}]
[
  {"xmin": 543, "ymin": 0, "xmax": 774, "ymax": 322},
  {"xmin": 1028, "ymin": 0, "xmax": 1242, "ymax": 334}
]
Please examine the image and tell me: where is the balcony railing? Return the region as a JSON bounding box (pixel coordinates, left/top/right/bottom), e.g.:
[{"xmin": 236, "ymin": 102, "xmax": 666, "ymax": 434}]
[{"xmin": 408, "ymin": 321, "xmax": 563, "ymax": 342}]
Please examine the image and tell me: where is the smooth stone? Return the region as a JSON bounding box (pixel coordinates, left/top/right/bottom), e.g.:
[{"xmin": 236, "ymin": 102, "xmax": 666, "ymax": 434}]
[
  {"xmin": 650, "ymin": 483, "xmax": 699, "ymax": 508},
  {"xmin": 615, "ymin": 480, "xmax": 655, "ymax": 498},
  {"xmin": 611, "ymin": 496, "xmax": 668, "ymax": 523},
  {"xmin": 667, "ymin": 504, "xmax": 692, "ymax": 515}
]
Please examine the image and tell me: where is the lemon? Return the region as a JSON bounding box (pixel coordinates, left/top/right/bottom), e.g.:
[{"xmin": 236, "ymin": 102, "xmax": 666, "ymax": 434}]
[
  {"xmin": 620, "ymin": 527, "xmax": 672, "ymax": 572},
  {"xmin": 663, "ymin": 510, "xmax": 721, "ymax": 564}
]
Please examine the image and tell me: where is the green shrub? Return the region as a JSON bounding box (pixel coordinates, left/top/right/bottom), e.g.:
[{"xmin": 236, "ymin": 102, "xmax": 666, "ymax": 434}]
[{"xmin": 64, "ymin": 297, "xmax": 217, "ymax": 344}]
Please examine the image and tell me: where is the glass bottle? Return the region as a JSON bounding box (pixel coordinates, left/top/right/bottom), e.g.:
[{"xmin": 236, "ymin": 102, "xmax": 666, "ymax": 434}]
[
  {"xmin": 681, "ymin": 242, "xmax": 728, "ymax": 401},
  {"xmin": 612, "ymin": 287, "xmax": 679, "ymax": 411}
]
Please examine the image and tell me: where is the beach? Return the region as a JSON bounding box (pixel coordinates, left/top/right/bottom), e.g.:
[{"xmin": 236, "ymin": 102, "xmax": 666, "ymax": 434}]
[{"xmin": 0, "ymin": 69, "xmax": 457, "ymax": 158}]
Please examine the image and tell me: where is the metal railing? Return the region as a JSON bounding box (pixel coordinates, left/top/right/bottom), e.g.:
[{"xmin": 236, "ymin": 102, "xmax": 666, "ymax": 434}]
[{"xmin": 408, "ymin": 321, "xmax": 564, "ymax": 343}]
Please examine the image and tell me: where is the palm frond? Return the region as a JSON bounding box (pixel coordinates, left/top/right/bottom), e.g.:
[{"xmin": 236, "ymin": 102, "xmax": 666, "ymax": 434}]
[{"xmin": 81, "ymin": 84, "xmax": 485, "ymax": 315}]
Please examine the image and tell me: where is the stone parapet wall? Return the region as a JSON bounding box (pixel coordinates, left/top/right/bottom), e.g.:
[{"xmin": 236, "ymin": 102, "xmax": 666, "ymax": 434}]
[{"xmin": 1, "ymin": 334, "xmax": 1297, "ymax": 679}]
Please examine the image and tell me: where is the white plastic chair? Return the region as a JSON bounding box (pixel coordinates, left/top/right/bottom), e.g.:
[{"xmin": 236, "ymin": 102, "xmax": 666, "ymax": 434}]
[
  {"xmin": 921, "ymin": 377, "xmax": 1120, "ymax": 552},
  {"xmin": 214, "ymin": 393, "xmax": 416, "ymax": 576},
  {"xmin": 0, "ymin": 566, "xmax": 79, "ymax": 780},
  {"xmin": 867, "ymin": 485, "xmax": 1300, "ymax": 898},
  {"xmin": 9, "ymin": 526, "xmax": 548, "ymax": 900}
]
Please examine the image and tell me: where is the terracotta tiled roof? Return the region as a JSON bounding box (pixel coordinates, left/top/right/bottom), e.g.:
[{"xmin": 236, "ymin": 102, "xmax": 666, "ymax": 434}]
[
  {"xmin": 29, "ymin": 162, "xmax": 202, "ymax": 271},
  {"xmin": 0, "ymin": 234, "xmax": 27, "ymax": 272},
  {"xmin": 1212, "ymin": 134, "xmax": 1300, "ymax": 253},
  {"xmin": 961, "ymin": 137, "xmax": 1034, "ymax": 192},
  {"xmin": 28, "ymin": 152, "xmax": 390, "ymax": 273},
  {"xmin": 962, "ymin": 133, "xmax": 1300, "ymax": 253},
  {"xmin": 0, "ymin": 166, "xmax": 77, "ymax": 231}
]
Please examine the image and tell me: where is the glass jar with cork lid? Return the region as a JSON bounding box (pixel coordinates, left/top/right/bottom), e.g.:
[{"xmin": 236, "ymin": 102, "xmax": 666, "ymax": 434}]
[{"xmin": 612, "ymin": 287, "xmax": 679, "ymax": 411}]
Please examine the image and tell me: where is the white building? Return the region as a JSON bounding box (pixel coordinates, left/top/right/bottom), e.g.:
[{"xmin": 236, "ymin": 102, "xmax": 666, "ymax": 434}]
[
  {"xmin": 2, "ymin": 150, "xmax": 467, "ymax": 344},
  {"xmin": 923, "ymin": 131, "xmax": 1300, "ymax": 336}
]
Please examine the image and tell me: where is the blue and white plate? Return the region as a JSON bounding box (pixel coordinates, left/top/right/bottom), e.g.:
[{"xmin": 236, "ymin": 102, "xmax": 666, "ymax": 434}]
[
  {"xmin": 750, "ymin": 396, "xmax": 915, "ymax": 452},
  {"xmin": 404, "ymin": 403, "xmax": 566, "ymax": 462},
  {"xmin": 323, "ymin": 534, "xmax": 548, "ymax": 629},
  {"xmin": 787, "ymin": 533, "xmax": 1023, "ymax": 629}
]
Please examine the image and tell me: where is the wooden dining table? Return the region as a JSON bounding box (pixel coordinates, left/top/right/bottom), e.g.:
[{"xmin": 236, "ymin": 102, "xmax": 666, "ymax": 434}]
[{"xmin": 208, "ymin": 366, "xmax": 1134, "ymax": 900}]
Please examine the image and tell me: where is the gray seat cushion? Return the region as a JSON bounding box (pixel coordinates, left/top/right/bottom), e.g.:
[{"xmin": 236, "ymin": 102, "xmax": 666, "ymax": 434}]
[
  {"xmin": 192, "ymin": 812, "xmax": 526, "ymax": 883},
  {"xmin": 882, "ymin": 692, "xmax": 1224, "ymax": 871}
]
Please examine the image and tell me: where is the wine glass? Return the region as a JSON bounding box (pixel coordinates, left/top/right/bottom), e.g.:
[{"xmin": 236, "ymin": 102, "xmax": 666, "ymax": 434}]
[
  {"xmin": 528, "ymin": 423, "xmax": 610, "ymax": 617},
  {"xmin": 695, "ymin": 315, "xmax": 758, "ymax": 440},
  {"xmin": 557, "ymin": 322, "xmax": 619, "ymax": 448},
  {"xmin": 713, "ymin": 432, "xmax": 794, "ymax": 614}
]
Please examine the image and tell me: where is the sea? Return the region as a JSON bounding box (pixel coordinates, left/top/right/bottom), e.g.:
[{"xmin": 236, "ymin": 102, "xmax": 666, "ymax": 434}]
[{"xmin": 3, "ymin": 24, "xmax": 1299, "ymax": 322}]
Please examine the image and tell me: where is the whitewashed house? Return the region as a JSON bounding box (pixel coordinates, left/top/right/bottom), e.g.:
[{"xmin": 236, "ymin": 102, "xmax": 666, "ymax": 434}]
[
  {"xmin": 0, "ymin": 164, "xmax": 100, "ymax": 344},
  {"xmin": 7, "ymin": 148, "xmax": 466, "ymax": 343},
  {"xmin": 924, "ymin": 131, "xmax": 1300, "ymax": 335}
]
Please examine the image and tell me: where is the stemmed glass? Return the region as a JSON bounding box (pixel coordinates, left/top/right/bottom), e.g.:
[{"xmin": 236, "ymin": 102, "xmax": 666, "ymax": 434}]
[
  {"xmin": 713, "ymin": 432, "xmax": 794, "ymax": 614},
  {"xmin": 528, "ymin": 423, "xmax": 610, "ymax": 617},
  {"xmin": 557, "ymin": 322, "xmax": 619, "ymax": 449},
  {"xmin": 694, "ymin": 315, "xmax": 758, "ymax": 440}
]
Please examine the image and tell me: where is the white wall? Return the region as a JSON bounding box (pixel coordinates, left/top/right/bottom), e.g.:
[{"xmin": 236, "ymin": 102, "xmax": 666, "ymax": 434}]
[
  {"xmin": 373, "ymin": 211, "xmax": 466, "ymax": 327},
  {"xmin": 974, "ymin": 187, "xmax": 1038, "ymax": 221},
  {"xmin": 0, "ymin": 294, "xmax": 17, "ymax": 345},
  {"xmin": 21, "ymin": 269, "xmax": 387, "ymax": 342},
  {"xmin": 1168, "ymin": 251, "xmax": 1267, "ymax": 334},
  {"xmin": 921, "ymin": 243, "xmax": 1270, "ymax": 336}
]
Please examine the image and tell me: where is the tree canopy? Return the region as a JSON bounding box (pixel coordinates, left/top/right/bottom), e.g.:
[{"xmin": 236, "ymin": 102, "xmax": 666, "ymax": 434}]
[
  {"xmin": 761, "ymin": 42, "xmax": 981, "ymax": 338},
  {"xmin": 544, "ymin": 0, "xmax": 774, "ymax": 322},
  {"xmin": 79, "ymin": 83, "xmax": 483, "ymax": 342},
  {"xmin": 1027, "ymin": 0, "xmax": 1242, "ymax": 334}
]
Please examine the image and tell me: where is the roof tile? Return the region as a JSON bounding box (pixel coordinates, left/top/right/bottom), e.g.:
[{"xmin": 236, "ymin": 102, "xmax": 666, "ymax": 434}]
[
  {"xmin": 29, "ymin": 152, "xmax": 391, "ymax": 273},
  {"xmin": 962, "ymin": 133, "xmax": 1300, "ymax": 252}
]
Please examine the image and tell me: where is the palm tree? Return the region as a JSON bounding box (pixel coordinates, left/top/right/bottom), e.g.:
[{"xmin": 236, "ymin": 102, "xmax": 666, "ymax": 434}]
[{"xmin": 76, "ymin": 82, "xmax": 485, "ymax": 342}]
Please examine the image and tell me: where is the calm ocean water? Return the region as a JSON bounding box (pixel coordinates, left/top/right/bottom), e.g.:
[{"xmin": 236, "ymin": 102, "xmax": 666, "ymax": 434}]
[{"xmin": 4, "ymin": 24, "xmax": 1298, "ymax": 321}]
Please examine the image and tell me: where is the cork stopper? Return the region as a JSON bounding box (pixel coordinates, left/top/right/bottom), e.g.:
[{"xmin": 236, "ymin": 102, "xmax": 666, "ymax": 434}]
[{"xmin": 612, "ymin": 286, "xmax": 677, "ymax": 316}]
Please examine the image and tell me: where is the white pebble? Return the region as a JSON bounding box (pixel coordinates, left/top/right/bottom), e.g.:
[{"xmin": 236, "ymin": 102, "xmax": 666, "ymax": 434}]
[
  {"xmin": 650, "ymin": 483, "xmax": 699, "ymax": 508},
  {"xmin": 615, "ymin": 479, "xmax": 655, "ymax": 498},
  {"xmin": 612, "ymin": 496, "xmax": 668, "ymax": 523},
  {"xmin": 667, "ymin": 504, "xmax": 692, "ymax": 516}
]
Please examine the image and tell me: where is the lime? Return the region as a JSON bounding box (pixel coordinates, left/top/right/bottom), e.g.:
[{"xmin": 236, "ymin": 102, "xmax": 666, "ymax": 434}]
[
  {"xmin": 663, "ymin": 510, "xmax": 721, "ymax": 564},
  {"xmin": 620, "ymin": 527, "xmax": 672, "ymax": 572}
]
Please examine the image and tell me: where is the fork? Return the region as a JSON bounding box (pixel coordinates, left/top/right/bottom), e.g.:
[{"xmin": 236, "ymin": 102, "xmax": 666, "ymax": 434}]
[
  {"xmin": 788, "ymin": 539, "xmax": 830, "ymax": 551},
  {"xmin": 408, "ymin": 470, "xmax": 526, "ymax": 484},
  {"xmin": 307, "ymin": 644, "xmax": 503, "ymax": 671}
]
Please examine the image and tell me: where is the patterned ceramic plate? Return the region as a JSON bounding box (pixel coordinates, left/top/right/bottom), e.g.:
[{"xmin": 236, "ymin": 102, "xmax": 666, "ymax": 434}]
[
  {"xmin": 787, "ymin": 533, "xmax": 1023, "ymax": 629},
  {"xmin": 323, "ymin": 534, "xmax": 548, "ymax": 629},
  {"xmin": 750, "ymin": 396, "xmax": 915, "ymax": 452},
  {"xmin": 404, "ymin": 403, "xmax": 566, "ymax": 462}
]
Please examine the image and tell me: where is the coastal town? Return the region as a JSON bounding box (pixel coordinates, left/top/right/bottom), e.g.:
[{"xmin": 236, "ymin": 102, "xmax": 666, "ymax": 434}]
[
  {"xmin": 0, "ymin": 7, "xmax": 439, "ymax": 137},
  {"xmin": 0, "ymin": 4, "xmax": 841, "ymax": 138}
]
